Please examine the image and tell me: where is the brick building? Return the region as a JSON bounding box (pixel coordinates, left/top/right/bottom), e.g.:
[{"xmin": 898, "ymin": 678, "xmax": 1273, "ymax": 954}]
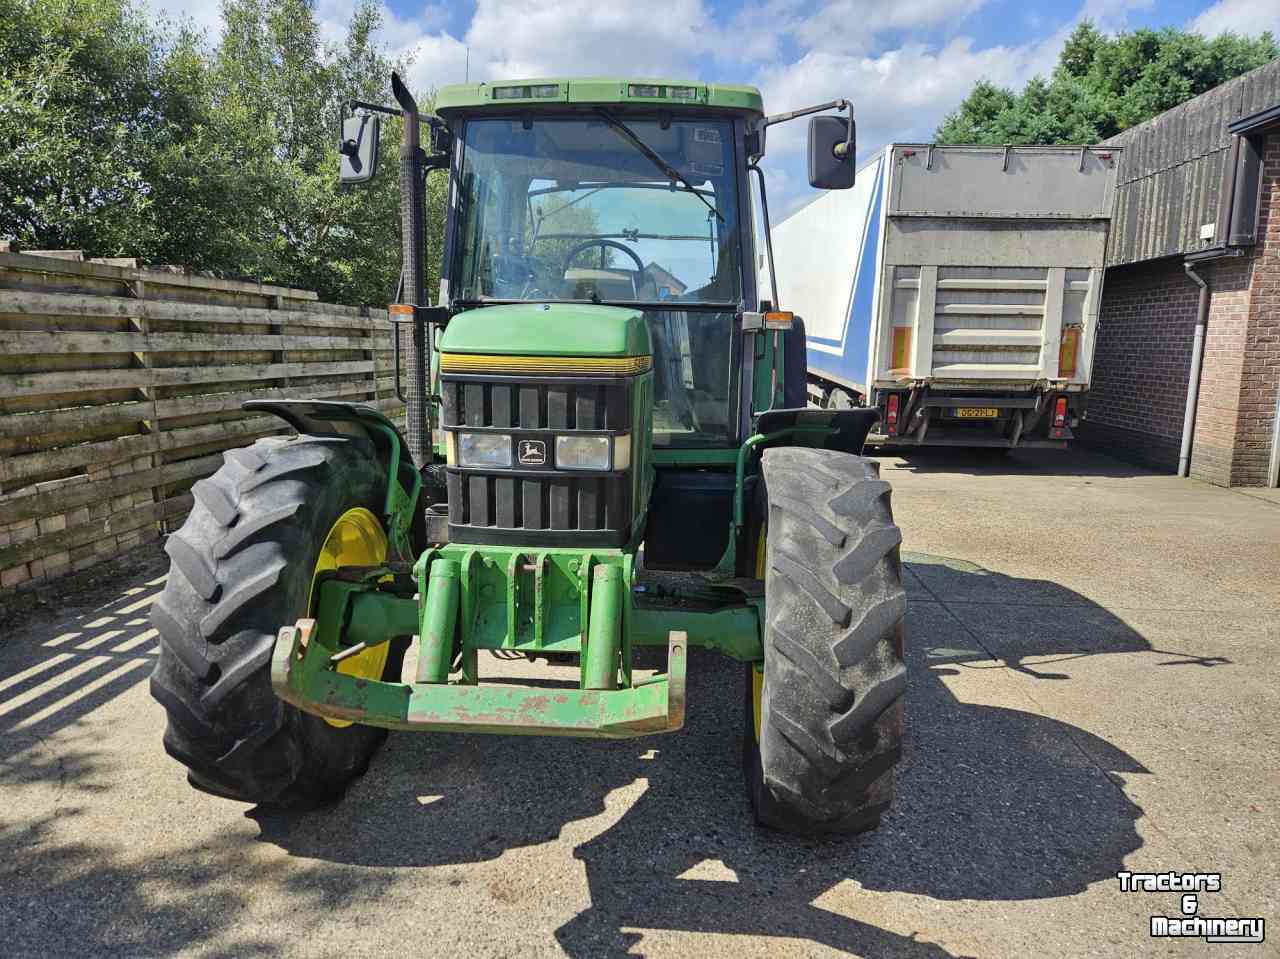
[{"xmin": 1084, "ymin": 59, "xmax": 1280, "ymax": 488}]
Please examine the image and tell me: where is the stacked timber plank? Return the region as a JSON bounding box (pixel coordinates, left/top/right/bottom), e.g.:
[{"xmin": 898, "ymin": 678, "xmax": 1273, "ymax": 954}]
[{"xmin": 0, "ymin": 252, "xmax": 402, "ymax": 594}]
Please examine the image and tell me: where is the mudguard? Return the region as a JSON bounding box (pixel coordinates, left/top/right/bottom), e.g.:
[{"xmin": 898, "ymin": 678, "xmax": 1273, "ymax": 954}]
[
  {"xmin": 244, "ymin": 400, "xmax": 421, "ymax": 559},
  {"xmin": 755, "ymin": 406, "xmax": 880, "ymax": 456}
]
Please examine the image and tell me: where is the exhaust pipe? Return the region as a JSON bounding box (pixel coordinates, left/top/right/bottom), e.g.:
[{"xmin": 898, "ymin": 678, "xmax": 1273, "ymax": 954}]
[{"xmin": 391, "ymin": 71, "xmax": 432, "ymax": 466}]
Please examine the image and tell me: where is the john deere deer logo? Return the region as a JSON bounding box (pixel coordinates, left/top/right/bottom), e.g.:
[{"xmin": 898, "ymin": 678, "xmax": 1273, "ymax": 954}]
[{"xmin": 517, "ymin": 440, "xmax": 546, "ymax": 466}]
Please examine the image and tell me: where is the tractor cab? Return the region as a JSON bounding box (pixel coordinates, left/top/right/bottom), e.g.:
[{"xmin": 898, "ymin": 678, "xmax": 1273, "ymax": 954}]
[
  {"xmin": 151, "ymin": 74, "xmax": 907, "ymax": 838},
  {"xmin": 435, "ymin": 84, "xmax": 767, "ymax": 441},
  {"xmin": 441, "ymin": 103, "xmax": 747, "ymax": 449}
]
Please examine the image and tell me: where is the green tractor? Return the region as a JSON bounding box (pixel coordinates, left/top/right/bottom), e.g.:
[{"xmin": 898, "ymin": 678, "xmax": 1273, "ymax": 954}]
[{"xmin": 149, "ymin": 74, "xmax": 906, "ymax": 835}]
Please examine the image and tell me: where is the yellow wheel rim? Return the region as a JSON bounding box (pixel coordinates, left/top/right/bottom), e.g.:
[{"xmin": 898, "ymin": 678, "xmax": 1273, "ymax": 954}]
[
  {"xmin": 309, "ymin": 507, "xmax": 390, "ymax": 728},
  {"xmin": 751, "ymin": 522, "xmax": 767, "ymax": 743}
]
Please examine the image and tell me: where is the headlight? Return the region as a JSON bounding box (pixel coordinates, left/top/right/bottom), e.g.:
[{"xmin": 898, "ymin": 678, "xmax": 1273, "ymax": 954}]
[
  {"xmin": 458, "ymin": 432, "xmax": 512, "ymax": 468},
  {"xmin": 556, "ymin": 435, "xmax": 611, "ymax": 471}
]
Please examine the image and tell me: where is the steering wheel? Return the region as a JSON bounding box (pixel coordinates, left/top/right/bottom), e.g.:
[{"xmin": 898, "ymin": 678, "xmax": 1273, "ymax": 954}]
[{"xmin": 561, "ymin": 239, "xmax": 647, "ymax": 298}]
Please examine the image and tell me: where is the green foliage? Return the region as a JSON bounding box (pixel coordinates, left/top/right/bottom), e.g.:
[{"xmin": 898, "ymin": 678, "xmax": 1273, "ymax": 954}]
[
  {"xmin": 937, "ymin": 21, "xmax": 1279, "ymax": 145},
  {"xmin": 527, "ymin": 196, "xmax": 611, "ymax": 281},
  {"xmin": 0, "ymin": 0, "xmax": 447, "ymax": 306}
]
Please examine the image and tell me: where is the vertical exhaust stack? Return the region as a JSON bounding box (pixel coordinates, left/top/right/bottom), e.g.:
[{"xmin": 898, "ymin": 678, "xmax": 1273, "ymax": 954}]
[{"xmin": 391, "ymin": 71, "xmax": 432, "ymax": 466}]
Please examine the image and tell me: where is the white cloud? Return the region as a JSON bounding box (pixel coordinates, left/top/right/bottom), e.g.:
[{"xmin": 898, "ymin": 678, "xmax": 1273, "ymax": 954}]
[
  {"xmin": 755, "ymin": 29, "xmax": 1066, "ymax": 167},
  {"xmin": 1188, "ymin": 0, "xmax": 1280, "ymax": 38},
  {"xmin": 788, "ymin": 0, "xmax": 989, "ymax": 54},
  {"xmin": 387, "ymin": 0, "xmax": 728, "ymax": 94},
  {"xmin": 465, "ymin": 0, "xmax": 717, "ymax": 80},
  {"xmin": 1081, "ymin": 0, "xmax": 1155, "ymax": 33},
  {"xmin": 140, "ymin": 0, "xmax": 224, "ymax": 40},
  {"xmin": 310, "ymin": 1, "xmax": 449, "ymax": 59},
  {"xmin": 133, "ymin": 0, "xmax": 1185, "ymax": 235},
  {"xmin": 395, "ymin": 0, "xmax": 1017, "ymax": 94},
  {"xmin": 404, "ymin": 32, "xmax": 472, "ymax": 93},
  {"xmin": 748, "ymin": 0, "xmax": 1169, "ymax": 212}
]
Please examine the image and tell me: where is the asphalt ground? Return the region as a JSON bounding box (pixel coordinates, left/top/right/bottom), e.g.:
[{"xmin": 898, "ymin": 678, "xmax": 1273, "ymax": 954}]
[{"xmin": 1, "ymin": 446, "xmax": 1276, "ymax": 958}]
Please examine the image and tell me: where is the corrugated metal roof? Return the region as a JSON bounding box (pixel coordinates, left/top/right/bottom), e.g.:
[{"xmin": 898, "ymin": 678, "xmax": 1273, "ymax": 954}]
[{"xmin": 1104, "ymin": 57, "xmax": 1280, "ymax": 266}]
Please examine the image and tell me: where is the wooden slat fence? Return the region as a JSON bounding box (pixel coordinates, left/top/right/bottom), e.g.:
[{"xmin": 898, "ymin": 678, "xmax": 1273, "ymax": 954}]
[{"xmin": 0, "ymin": 251, "xmax": 403, "ymax": 594}]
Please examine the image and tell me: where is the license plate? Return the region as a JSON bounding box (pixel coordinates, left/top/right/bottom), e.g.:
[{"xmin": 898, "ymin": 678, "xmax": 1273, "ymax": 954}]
[{"xmin": 953, "ymin": 407, "xmax": 1000, "ymax": 418}]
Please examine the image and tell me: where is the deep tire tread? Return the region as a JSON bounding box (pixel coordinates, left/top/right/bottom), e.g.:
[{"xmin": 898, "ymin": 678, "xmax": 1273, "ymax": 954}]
[
  {"xmin": 748, "ymin": 447, "xmax": 906, "ymax": 836},
  {"xmin": 150, "ymin": 435, "xmax": 397, "ymax": 806}
]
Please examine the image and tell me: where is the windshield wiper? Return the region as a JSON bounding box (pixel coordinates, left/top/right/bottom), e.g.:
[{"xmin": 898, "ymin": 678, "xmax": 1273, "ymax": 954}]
[{"xmin": 595, "ymin": 109, "xmax": 724, "ymax": 223}]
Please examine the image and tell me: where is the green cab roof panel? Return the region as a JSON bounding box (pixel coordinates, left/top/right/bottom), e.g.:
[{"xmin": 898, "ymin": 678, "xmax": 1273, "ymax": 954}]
[
  {"xmin": 439, "ymin": 303, "xmax": 653, "ymax": 357},
  {"xmin": 435, "ymin": 78, "xmax": 763, "ymax": 118}
]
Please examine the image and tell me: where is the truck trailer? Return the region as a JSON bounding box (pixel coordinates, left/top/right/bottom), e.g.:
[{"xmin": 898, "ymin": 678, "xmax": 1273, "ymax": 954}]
[{"xmin": 769, "ymin": 143, "xmax": 1119, "ymax": 449}]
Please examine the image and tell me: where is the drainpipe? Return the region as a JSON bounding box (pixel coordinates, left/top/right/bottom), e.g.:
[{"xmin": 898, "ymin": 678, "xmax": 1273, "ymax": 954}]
[
  {"xmin": 1268, "ymin": 388, "xmax": 1280, "ymax": 488},
  {"xmin": 1179, "ymin": 262, "xmax": 1210, "ymax": 478}
]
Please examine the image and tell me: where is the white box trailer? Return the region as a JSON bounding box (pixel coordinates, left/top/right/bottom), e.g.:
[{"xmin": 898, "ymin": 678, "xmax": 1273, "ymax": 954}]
[{"xmin": 768, "ymin": 143, "xmax": 1119, "ymax": 448}]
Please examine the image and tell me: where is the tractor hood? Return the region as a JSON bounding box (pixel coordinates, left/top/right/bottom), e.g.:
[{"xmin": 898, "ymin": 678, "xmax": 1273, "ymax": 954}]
[{"xmin": 438, "ymin": 303, "xmax": 651, "ymax": 357}]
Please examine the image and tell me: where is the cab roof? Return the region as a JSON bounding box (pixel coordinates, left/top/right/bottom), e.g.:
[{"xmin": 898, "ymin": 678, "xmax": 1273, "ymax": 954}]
[{"xmin": 435, "ymin": 78, "xmax": 764, "ymax": 119}]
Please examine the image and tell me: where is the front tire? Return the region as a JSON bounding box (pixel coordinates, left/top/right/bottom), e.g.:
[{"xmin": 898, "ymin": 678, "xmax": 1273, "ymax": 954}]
[
  {"xmin": 744, "ymin": 447, "xmax": 906, "ymax": 835},
  {"xmin": 149, "ymin": 434, "xmax": 404, "ymax": 806}
]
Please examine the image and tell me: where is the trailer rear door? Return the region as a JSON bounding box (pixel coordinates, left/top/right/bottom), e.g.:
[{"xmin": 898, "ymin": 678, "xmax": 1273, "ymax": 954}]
[{"xmin": 874, "ymin": 145, "xmax": 1117, "ymax": 389}]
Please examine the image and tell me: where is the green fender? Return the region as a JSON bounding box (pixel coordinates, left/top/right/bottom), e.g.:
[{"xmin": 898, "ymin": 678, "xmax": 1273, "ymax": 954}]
[{"xmin": 244, "ymin": 400, "xmax": 422, "ymax": 560}]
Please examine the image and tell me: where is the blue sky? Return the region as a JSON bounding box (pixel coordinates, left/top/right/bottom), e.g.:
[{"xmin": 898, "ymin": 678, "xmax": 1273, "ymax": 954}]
[{"xmin": 152, "ymin": 0, "xmax": 1279, "ymax": 213}]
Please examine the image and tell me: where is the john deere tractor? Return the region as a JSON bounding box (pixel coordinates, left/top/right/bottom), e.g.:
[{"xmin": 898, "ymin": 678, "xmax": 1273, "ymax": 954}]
[{"xmin": 150, "ymin": 74, "xmax": 906, "ymax": 834}]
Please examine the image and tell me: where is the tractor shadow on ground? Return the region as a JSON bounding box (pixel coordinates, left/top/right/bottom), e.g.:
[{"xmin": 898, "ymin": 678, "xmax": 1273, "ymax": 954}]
[
  {"xmin": 249, "ymin": 553, "xmax": 1216, "ymax": 957},
  {"xmin": 876, "ymin": 444, "xmax": 1156, "ymax": 479}
]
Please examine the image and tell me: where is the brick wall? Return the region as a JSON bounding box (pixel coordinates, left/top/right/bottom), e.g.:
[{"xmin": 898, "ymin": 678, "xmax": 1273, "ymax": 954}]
[
  {"xmin": 1082, "ymin": 257, "xmax": 1200, "ymax": 471},
  {"xmin": 1088, "ymin": 130, "xmax": 1280, "ymax": 487},
  {"xmin": 1229, "ymin": 131, "xmax": 1280, "ymax": 486},
  {"xmin": 1189, "ymin": 256, "xmax": 1254, "ymax": 486}
]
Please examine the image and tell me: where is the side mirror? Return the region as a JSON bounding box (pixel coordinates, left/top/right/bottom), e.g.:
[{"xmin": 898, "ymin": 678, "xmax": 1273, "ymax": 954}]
[
  {"xmin": 339, "ymin": 113, "xmax": 381, "ymax": 184},
  {"xmin": 808, "ymin": 115, "xmax": 855, "ymax": 189}
]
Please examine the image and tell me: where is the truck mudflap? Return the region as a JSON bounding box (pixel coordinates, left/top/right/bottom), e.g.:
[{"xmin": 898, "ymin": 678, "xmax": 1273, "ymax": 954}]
[{"xmin": 272, "ymin": 620, "xmax": 687, "ymax": 738}]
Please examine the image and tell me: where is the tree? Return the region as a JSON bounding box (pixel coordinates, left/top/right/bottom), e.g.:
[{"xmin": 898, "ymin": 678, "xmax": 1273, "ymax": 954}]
[
  {"xmin": 0, "ymin": 0, "xmax": 447, "ymax": 307},
  {"xmin": 937, "ymin": 21, "xmax": 1278, "ymax": 145},
  {"xmin": 0, "ymin": 0, "xmax": 216, "ymax": 260},
  {"xmin": 209, "ymin": 0, "xmax": 447, "ymax": 306}
]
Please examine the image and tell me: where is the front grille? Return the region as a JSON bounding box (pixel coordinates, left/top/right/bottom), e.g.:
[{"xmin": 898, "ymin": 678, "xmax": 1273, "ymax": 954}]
[
  {"xmin": 440, "ymin": 373, "xmax": 634, "ymax": 547},
  {"xmin": 445, "ymin": 472, "xmax": 627, "ymax": 532},
  {"xmin": 441, "ymin": 377, "xmax": 630, "ymax": 431}
]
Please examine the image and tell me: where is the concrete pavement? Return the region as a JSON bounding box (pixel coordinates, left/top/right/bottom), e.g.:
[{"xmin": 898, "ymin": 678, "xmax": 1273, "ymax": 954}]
[{"xmin": 1, "ymin": 446, "xmax": 1275, "ymax": 957}]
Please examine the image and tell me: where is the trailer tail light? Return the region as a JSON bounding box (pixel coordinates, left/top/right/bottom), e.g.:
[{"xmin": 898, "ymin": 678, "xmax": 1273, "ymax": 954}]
[
  {"xmin": 1052, "ymin": 397, "xmax": 1068, "ymax": 428},
  {"xmin": 1058, "ymin": 325, "xmax": 1081, "ymax": 378},
  {"xmin": 886, "ymin": 393, "xmax": 900, "ymax": 431}
]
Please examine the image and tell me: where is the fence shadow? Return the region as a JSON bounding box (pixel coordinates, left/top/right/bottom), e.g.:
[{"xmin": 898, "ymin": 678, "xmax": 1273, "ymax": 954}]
[
  {"xmin": 0, "ymin": 550, "xmax": 167, "ymax": 789},
  {"xmin": 249, "ymin": 554, "xmax": 1167, "ymax": 957},
  {"xmin": 0, "ymin": 809, "xmax": 408, "ymax": 958}
]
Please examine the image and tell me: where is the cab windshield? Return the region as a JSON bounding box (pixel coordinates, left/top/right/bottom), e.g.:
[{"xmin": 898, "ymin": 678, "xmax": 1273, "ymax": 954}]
[{"xmin": 452, "ymin": 116, "xmax": 743, "ymax": 305}]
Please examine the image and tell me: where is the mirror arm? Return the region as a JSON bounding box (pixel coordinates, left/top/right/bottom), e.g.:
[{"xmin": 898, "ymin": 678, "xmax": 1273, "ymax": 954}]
[
  {"xmin": 763, "ymin": 98, "xmax": 855, "ymax": 157},
  {"xmin": 343, "ymin": 99, "xmax": 400, "ymax": 119}
]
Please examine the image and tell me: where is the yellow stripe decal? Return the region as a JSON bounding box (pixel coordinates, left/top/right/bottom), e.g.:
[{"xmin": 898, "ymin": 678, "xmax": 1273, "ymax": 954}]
[
  {"xmin": 890, "ymin": 327, "xmax": 912, "ymax": 372},
  {"xmin": 440, "ymin": 353, "xmax": 652, "ymax": 376},
  {"xmin": 1058, "ymin": 325, "xmax": 1081, "ymax": 378}
]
